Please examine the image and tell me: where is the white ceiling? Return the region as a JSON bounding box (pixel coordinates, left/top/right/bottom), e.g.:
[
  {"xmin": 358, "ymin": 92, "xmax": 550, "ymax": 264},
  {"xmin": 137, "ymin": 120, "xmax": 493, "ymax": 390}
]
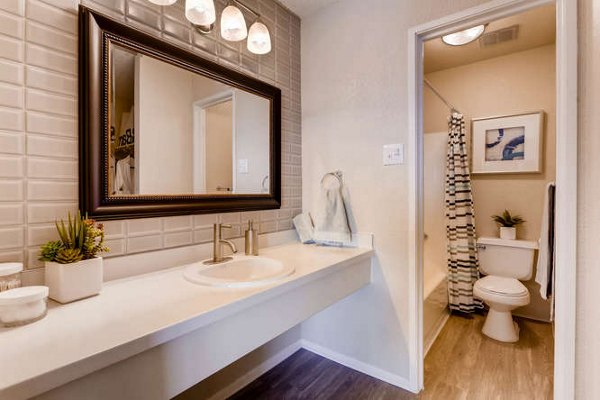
[
  {"xmin": 278, "ymin": 0, "xmax": 340, "ymax": 18},
  {"xmin": 424, "ymin": 4, "xmax": 556, "ymax": 73}
]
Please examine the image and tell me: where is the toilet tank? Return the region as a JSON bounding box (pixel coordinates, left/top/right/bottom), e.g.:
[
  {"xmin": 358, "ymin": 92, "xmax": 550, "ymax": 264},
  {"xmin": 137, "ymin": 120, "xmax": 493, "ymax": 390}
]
[{"xmin": 477, "ymin": 237, "xmax": 538, "ymax": 280}]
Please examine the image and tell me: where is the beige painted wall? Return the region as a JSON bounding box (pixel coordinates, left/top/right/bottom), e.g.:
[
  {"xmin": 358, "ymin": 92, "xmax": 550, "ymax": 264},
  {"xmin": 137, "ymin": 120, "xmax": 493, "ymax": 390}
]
[
  {"xmin": 423, "ymin": 45, "xmax": 556, "ymax": 321},
  {"xmin": 424, "ymin": 44, "xmax": 556, "ymax": 241},
  {"xmin": 205, "ymin": 101, "xmax": 233, "ymax": 192}
]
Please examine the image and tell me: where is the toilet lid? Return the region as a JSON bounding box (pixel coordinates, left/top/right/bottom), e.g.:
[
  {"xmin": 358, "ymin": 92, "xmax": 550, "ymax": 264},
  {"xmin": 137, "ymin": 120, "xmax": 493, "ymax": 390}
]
[{"xmin": 476, "ymin": 275, "xmax": 528, "ymax": 297}]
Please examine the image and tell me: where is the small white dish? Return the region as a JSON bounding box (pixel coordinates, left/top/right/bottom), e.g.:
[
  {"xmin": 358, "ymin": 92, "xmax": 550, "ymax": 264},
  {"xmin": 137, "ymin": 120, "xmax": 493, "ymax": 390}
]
[{"xmin": 0, "ymin": 286, "xmax": 49, "ymax": 327}]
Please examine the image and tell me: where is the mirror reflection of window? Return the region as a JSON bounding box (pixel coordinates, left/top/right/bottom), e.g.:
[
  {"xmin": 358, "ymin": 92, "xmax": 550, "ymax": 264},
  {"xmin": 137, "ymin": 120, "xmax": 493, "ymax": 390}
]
[{"xmin": 109, "ymin": 42, "xmax": 271, "ymax": 197}]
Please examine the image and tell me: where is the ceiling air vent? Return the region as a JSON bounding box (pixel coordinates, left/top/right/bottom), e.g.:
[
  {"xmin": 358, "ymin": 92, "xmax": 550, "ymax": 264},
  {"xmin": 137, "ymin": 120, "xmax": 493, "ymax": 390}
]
[{"xmin": 479, "ymin": 25, "xmax": 519, "ymax": 47}]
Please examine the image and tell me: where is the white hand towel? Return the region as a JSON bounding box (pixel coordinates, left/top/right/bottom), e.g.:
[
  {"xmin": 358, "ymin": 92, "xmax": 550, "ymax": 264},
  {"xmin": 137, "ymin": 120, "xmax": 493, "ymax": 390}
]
[
  {"xmin": 535, "ymin": 182, "xmax": 555, "ymax": 300},
  {"xmin": 293, "ymin": 213, "xmax": 315, "ymax": 244},
  {"xmin": 313, "ymin": 172, "xmax": 352, "ymax": 246}
]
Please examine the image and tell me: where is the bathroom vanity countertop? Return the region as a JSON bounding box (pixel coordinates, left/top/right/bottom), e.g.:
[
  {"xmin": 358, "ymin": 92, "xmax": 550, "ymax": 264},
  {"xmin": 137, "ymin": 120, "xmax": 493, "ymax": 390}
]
[{"xmin": 0, "ymin": 242, "xmax": 373, "ymax": 400}]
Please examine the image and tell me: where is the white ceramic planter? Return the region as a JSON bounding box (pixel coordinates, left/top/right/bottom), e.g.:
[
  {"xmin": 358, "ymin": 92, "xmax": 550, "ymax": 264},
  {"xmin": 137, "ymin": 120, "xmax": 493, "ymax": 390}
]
[
  {"xmin": 499, "ymin": 227, "xmax": 517, "ymax": 240},
  {"xmin": 45, "ymin": 257, "xmax": 103, "ymax": 304}
]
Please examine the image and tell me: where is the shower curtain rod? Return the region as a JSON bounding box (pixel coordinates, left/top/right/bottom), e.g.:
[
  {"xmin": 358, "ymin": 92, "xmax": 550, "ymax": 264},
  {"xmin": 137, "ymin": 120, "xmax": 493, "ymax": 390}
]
[{"xmin": 423, "ymin": 78, "xmax": 460, "ymax": 114}]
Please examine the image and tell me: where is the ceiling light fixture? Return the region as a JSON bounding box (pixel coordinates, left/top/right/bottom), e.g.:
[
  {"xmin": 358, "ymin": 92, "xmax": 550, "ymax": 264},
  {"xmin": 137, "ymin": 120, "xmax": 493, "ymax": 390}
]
[
  {"xmin": 442, "ymin": 25, "xmax": 486, "ymax": 46},
  {"xmin": 148, "ymin": 0, "xmax": 271, "ymax": 55}
]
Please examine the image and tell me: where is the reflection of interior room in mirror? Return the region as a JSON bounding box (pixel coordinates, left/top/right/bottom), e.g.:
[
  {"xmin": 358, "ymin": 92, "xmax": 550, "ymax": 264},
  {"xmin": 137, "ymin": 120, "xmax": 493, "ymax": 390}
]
[
  {"xmin": 110, "ymin": 45, "xmax": 136, "ymax": 196},
  {"xmin": 108, "ymin": 42, "xmax": 271, "ymax": 197}
]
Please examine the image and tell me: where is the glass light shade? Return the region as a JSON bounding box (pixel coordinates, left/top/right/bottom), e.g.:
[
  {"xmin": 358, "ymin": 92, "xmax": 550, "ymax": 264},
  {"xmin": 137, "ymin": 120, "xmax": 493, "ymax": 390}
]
[
  {"xmin": 442, "ymin": 25, "xmax": 485, "ymax": 46},
  {"xmin": 185, "ymin": 0, "xmax": 216, "ymax": 26},
  {"xmin": 247, "ymin": 21, "xmax": 271, "ymax": 55},
  {"xmin": 220, "ymin": 5, "xmax": 247, "ymax": 41},
  {"xmin": 147, "ymin": 0, "xmax": 177, "ymax": 5}
]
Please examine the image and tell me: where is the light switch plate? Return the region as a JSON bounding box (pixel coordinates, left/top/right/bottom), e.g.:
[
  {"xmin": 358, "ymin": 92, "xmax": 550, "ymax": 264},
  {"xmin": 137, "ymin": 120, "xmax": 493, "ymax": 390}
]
[
  {"xmin": 238, "ymin": 159, "xmax": 249, "ymax": 174},
  {"xmin": 383, "ymin": 144, "xmax": 404, "ymax": 166}
]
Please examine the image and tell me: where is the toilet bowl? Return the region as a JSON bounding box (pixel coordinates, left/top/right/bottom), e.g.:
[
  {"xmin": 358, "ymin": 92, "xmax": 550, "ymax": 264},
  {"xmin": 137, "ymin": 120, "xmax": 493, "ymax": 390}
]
[
  {"xmin": 474, "ymin": 237, "xmax": 538, "ymax": 343},
  {"xmin": 474, "ymin": 275, "xmax": 530, "ymax": 342}
]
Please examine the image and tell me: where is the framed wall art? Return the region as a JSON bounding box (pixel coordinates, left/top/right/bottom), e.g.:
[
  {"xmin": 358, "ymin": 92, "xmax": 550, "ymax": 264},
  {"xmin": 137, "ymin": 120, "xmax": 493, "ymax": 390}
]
[{"xmin": 471, "ymin": 111, "xmax": 544, "ymax": 174}]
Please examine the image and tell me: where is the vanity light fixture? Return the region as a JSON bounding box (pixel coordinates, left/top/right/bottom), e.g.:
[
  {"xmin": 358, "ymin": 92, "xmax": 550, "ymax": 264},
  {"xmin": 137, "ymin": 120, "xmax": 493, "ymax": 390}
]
[
  {"xmin": 147, "ymin": 0, "xmax": 177, "ymax": 5},
  {"xmin": 185, "ymin": 0, "xmax": 217, "ymax": 26},
  {"xmin": 221, "ymin": 2, "xmax": 248, "ymax": 41},
  {"xmin": 147, "ymin": 0, "xmax": 272, "ymax": 55},
  {"xmin": 442, "ymin": 25, "xmax": 486, "ymax": 46}
]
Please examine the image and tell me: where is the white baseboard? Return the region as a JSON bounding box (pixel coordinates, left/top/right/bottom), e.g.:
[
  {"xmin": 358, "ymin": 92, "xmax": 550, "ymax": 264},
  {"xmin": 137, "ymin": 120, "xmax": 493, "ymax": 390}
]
[
  {"xmin": 207, "ymin": 340, "xmax": 303, "ymax": 400},
  {"xmin": 300, "ymin": 339, "xmax": 416, "ymax": 393}
]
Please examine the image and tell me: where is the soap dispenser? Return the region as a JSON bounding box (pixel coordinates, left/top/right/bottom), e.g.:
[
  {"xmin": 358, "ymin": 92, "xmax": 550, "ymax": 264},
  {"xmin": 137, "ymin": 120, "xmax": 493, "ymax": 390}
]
[{"xmin": 245, "ymin": 220, "xmax": 259, "ymax": 256}]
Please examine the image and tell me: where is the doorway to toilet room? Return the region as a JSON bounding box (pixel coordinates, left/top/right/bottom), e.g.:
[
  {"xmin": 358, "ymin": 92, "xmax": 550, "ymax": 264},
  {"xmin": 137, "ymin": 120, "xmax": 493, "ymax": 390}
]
[{"xmin": 409, "ymin": 0, "xmax": 576, "ymax": 397}]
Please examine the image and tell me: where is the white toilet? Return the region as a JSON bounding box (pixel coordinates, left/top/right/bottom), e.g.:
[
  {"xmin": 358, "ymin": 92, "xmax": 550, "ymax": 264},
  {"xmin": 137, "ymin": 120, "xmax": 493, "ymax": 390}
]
[{"xmin": 473, "ymin": 237, "xmax": 538, "ymax": 343}]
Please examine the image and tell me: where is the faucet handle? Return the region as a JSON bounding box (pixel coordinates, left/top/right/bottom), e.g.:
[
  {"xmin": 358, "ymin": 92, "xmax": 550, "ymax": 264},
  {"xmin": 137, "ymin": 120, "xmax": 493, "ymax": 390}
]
[{"xmin": 220, "ymin": 224, "xmax": 232, "ymax": 229}]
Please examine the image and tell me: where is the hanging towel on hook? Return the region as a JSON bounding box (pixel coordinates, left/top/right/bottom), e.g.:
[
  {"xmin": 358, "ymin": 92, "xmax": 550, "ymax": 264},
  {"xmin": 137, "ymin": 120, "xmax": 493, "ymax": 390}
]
[{"xmin": 312, "ymin": 171, "xmax": 352, "ymax": 246}]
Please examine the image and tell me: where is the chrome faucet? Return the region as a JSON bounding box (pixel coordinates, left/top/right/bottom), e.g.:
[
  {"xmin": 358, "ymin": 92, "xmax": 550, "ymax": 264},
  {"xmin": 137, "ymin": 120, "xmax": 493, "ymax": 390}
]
[{"xmin": 205, "ymin": 223, "xmax": 238, "ymax": 265}]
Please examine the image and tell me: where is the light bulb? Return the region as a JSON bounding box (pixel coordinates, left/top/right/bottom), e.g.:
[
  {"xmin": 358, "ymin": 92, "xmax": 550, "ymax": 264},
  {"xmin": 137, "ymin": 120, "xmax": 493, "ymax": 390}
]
[
  {"xmin": 185, "ymin": 0, "xmax": 216, "ymax": 26},
  {"xmin": 442, "ymin": 25, "xmax": 486, "ymax": 46},
  {"xmin": 221, "ymin": 5, "xmax": 247, "ymax": 42},
  {"xmin": 247, "ymin": 21, "xmax": 271, "ymax": 55},
  {"xmin": 147, "ymin": 0, "xmax": 177, "ymax": 5}
]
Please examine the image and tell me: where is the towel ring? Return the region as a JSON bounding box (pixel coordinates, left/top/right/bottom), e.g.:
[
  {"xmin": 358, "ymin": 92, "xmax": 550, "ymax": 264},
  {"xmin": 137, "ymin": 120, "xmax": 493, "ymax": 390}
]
[{"xmin": 321, "ymin": 171, "xmax": 344, "ymax": 186}]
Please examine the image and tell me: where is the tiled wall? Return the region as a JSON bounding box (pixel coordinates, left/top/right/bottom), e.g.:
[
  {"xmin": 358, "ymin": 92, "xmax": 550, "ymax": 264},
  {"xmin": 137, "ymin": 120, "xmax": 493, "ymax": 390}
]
[{"xmin": 0, "ymin": 0, "xmax": 301, "ymax": 272}]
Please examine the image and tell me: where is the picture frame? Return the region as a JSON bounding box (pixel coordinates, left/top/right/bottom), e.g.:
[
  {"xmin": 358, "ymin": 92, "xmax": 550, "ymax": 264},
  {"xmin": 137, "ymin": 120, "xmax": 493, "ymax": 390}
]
[{"xmin": 471, "ymin": 111, "xmax": 544, "ymax": 174}]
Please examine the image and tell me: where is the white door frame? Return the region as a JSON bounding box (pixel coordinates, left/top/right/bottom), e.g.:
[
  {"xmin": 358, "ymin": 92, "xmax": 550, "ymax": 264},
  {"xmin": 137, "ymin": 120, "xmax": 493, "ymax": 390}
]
[{"xmin": 407, "ymin": 0, "xmax": 577, "ymax": 397}]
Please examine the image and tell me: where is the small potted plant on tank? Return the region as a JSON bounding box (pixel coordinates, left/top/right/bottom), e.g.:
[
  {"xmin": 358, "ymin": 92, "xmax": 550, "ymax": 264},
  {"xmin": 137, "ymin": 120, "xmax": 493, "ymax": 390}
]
[
  {"xmin": 40, "ymin": 212, "xmax": 109, "ymax": 303},
  {"xmin": 492, "ymin": 210, "xmax": 525, "ymax": 240}
]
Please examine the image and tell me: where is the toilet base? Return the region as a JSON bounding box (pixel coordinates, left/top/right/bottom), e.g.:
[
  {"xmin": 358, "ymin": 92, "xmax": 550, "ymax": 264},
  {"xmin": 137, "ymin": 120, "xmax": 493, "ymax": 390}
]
[{"xmin": 481, "ymin": 308, "xmax": 520, "ymax": 343}]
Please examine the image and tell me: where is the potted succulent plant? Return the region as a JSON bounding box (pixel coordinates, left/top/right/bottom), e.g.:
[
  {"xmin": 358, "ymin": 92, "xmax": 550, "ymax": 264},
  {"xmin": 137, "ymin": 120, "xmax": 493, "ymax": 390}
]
[
  {"xmin": 492, "ymin": 210, "xmax": 525, "ymax": 240},
  {"xmin": 39, "ymin": 212, "xmax": 109, "ymax": 303}
]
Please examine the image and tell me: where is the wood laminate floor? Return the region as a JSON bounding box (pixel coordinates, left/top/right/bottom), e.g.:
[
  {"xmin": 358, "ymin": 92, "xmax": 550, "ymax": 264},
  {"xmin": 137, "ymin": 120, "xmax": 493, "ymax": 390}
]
[{"xmin": 229, "ymin": 314, "xmax": 553, "ymax": 400}]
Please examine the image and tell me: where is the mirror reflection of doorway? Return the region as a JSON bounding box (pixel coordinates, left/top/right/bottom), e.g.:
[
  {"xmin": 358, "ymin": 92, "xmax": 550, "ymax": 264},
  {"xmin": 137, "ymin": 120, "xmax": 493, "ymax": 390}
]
[{"xmin": 204, "ymin": 100, "xmax": 234, "ymax": 194}]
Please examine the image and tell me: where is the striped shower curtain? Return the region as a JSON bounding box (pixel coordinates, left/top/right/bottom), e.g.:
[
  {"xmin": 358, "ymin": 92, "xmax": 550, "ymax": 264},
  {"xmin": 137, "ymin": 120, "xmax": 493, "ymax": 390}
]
[{"xmin": 445, "ymin": 113, "xmax": 483, "ymax": 313}]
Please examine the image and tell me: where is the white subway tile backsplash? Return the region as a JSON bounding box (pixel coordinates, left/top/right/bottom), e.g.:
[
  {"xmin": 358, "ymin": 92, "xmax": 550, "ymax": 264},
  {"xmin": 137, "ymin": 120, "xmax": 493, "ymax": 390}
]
[
  {"xmin": 0, "ymin": 60, "xmax": 24, "ymax": 85},
  {"xmin": 0, "ymin": 35, "xmax": 24, "ymax": 62},
  {"xmin": 193, "ymin": 214, "xmax": 217, "ymax": 228},
  {"xmin": 26, "ymin": 21, "xmax": 77, "ymax": 54},
  {"xmin": 26, "ymin": 44, "xmax": 77, "ymax": 75},
  {"xmin": 26, "ymin": 66, "xmax": 77, "ymax": 95},
  {"xmin": 0, "ymin": 83, "xmax": 23, "ymax": 108},
  {"xmin": 163, "ymin": 215, "xmax": 192, "ymax": 232},
  {"xmin": 127, "ymin": 217, "xmax": 162, "ymax": 236},
  {"xmin": 0, "ymin": 155, "xmax": 24, "ymax": 177},
  {"xmin": 27, "ymin": 224, "xmax": 57, "ymax": 246},
  {"xmin": 27, "ymin": 202, "xmax": 77, "ymax": 223},
  {"xmin": 0, "ymin": 0, "xmax": 300, "ymax": 269},
  {"xmin": 27, "ymin": 111, "xmax": 76, "ymax": 137},
  {"xmin": 0, "ymin": 203, "xmax": 24, "ymax": 226},
  {"xmin": 0, "ymin": 250, "xmax": 24, "ymax": 263},
  {"xmin": 0, "ymin": 180, "xmax": 24, "ymax": 201},
  {"xmin": 103, "ymin": 220, "xmax": 126, "ymax": 238},
  {"xmin": 26, "ymin": 89, "xmax": 76, "ymax": 117},
  {"xmin": 0, "ymin": 0, "xmax": 24, "ymax": 16},
  {"xmin": 0, "ymin": 131, "xmax": 24, "ymax": 155},
  {"xmin": 0, "ymin": 107, "xmax": 24, "ymax": 131},
  {"xmin": 27, "ymin": 158, "xmax": 77, "ymax": 179},
  {"xmin": 104, "ymin": 238, "xmax": 126, "ymax": 256},
  {"xmin": 0, "ymin": 226, "xmax": 24, "ymax": 249},
  {"xmin": 27, "ymin": 135, "xmax": 77, "ymax": 159},
  {"xmin": 0, "ymin": 10, "xmax": 24, "ymax": 39},
  {"xmin": 26, "ymin": 0, "xmax": 77, "ymax": 34},
  {"xmin": 164, "ymin": 231, "xmax": 193, "ymax": 248},
  {"xmin": 127, "ymin": 234, "xmax": 162, "ymax": 254},
  {"xmin": 27, "ymin": 181, "xmax": 77, "ymax": 200}
]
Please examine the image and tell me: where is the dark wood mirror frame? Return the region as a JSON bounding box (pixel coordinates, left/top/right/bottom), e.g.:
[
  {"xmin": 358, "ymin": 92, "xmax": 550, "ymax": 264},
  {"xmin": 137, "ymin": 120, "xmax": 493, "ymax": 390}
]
[{"xmin": 79, "ymin": 6, "xmax": 281, "ymax": 220}]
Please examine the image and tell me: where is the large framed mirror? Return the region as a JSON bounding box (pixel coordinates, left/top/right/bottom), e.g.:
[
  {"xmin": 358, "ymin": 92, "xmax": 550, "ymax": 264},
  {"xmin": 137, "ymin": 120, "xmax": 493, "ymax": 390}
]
[{"xmin": 79, "ymin": 6, "xmax": 281, "ymax": 220}]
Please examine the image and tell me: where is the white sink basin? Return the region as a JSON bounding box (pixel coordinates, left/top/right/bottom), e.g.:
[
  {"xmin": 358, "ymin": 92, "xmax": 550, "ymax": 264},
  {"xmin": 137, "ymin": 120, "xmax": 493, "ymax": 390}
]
[{"xmin": 183, "ymin": 256, "xmax": 295, "ymax": 288}]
